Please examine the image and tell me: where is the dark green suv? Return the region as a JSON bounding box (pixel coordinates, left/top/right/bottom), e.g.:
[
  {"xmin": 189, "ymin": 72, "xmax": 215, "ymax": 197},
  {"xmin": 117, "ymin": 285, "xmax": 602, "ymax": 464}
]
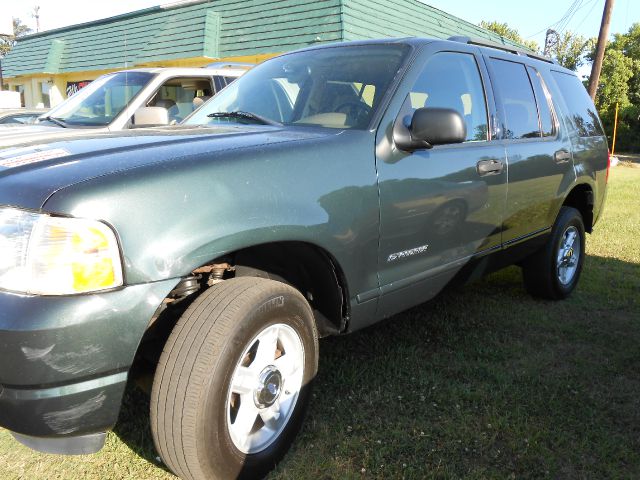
[{"xmin": 0, "ymin": 37, "xmax": 608, "ymax": 480}]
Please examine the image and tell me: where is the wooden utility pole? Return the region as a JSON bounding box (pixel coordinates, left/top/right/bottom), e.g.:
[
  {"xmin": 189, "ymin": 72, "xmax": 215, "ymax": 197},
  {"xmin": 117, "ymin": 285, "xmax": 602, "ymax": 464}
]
[{"xmin": 587, "ymin": 0, "xmax": 615, "ymax": 100}]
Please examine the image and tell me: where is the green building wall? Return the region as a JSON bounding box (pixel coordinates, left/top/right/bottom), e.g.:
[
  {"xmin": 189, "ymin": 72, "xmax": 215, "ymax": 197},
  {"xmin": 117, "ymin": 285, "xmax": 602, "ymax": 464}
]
[{"xmin": 1, "ymin": 0, "xmax": 523, "ymax": 108}]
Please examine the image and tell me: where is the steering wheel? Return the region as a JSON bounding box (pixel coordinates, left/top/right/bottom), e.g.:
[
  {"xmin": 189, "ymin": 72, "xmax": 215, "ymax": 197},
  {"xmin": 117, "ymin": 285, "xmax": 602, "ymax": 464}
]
[{"xmin": 335, "ymin": 101, "xmax": 372, "ymax": 125}]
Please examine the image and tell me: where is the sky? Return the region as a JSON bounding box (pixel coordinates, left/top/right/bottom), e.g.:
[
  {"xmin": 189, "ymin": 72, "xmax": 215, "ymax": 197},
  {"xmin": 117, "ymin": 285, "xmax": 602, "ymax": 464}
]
[
  {"xmin": 426, "ymin": 0, "xmax": 638, "ymax": 49},
  {"xmin": 1, "ymin": 0, "xmax": 638, "ymax": 49}
]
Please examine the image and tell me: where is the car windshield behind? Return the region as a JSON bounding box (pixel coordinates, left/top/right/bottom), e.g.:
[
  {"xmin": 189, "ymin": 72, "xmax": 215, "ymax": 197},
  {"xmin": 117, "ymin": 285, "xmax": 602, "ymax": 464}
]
[
  {"xmin": 186, "ymin": 44, "xmax": 409, "ymax": 129},
  {"xmin": 42, "ymin": 71, "xmax": 154, "ymax": 127}
]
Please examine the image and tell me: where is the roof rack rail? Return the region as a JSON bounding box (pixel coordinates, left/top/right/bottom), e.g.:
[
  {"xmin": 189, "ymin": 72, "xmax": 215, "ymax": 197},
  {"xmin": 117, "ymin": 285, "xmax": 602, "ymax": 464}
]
[
  {"xmin": 206, "ymin": 62, "xmax": 254, "ymax": 70},
  {"xmin": 448, "ymin": 35, "xmax": 557, "ymax": 65}
]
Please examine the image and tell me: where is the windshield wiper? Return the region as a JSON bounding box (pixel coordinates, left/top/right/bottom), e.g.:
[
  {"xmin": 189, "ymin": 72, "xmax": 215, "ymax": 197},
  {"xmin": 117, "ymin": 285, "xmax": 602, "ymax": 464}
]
[
  {"xmin": 39, "ymin": 116, "xmax": 68, "ymax": 128},
  {"xmin": 207, "ymin": 111, "xmax": 282, "ymax": 126}
]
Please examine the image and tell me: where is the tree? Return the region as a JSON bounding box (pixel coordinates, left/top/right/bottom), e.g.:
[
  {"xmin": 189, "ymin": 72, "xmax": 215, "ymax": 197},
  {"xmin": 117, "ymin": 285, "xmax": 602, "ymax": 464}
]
[
  {"xmin": 608, "ymin": 23, "xmax": 640, "ymax": 105},
  {"xmin": 610, "ymin": 23, "xmax": 640, "ymax": 60},
  {"xmin": 0, "ymin": 18, "xmax": 32, "ymax": 58},
  {"xmin": 549, "ymin": 31, "xmax": 595, "ymax": 71},
  {"xmin": 591, "ymin": 23, "xmax": 640, "ymax": 152},
  {"xmin": 595, "ymin": 49, "xmax": 636, "ymax": 112},
  {"xmin": 479, "ymin": 20, "xmax": 539, "ymax": 52}
]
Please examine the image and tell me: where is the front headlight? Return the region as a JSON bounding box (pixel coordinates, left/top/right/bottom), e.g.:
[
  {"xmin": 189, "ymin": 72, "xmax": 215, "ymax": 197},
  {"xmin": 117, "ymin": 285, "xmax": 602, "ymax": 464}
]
[{"xmin": 0, "ymin": 207, "xmax": 123, "ymax": 295}]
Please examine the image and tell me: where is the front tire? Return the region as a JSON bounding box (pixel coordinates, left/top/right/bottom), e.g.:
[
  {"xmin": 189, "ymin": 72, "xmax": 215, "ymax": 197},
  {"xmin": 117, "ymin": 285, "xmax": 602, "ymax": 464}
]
[
  {"xmin": 522, "ymin": 206, "xmax": 585, "ymax": 299},
  {"xmin": 150, "ymin": 277, "xmax": 318, "ymax": 480}
]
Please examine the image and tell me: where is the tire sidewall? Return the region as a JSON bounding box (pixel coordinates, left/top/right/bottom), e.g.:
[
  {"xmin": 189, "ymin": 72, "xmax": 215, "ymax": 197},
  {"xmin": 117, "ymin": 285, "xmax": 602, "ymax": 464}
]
[
  {"xmin": 197, "ymin": 286, "xmax": 317, "ymax": 479},
  {"xmin": 550, "ymin": 208, "xmax": 585, "ymax": 298}
]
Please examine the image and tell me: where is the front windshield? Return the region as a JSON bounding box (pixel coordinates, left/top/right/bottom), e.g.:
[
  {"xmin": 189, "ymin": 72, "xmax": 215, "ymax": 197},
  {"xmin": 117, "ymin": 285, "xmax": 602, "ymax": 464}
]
[
  {"xmin": 42, "ymin": 71, "xmax": 154, "ymax": 127},
  {"xmin": 186, "ymin": 44, "xmax": 410, "ymax": 129}
]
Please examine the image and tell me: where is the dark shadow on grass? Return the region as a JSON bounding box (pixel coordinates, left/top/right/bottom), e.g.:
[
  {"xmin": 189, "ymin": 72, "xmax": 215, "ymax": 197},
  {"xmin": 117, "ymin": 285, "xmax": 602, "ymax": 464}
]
[
  {"xmin": 112, "ymin": 383, "xmax": 172, "ymax": 474},
  {"xmin": 275, "ymin": 256, "xmax": 639, "ymax": 478},
  {"xmin": 112, "ymin": 256, "xmax": 639, "ymax": 479}
]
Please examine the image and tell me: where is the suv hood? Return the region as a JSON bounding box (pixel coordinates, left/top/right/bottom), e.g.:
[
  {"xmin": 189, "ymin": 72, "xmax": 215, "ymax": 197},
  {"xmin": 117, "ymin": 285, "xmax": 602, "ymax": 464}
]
[
  {"xmin": 0, "ymin": 124, "xmax": 95, "ymax": 146},
  {"xmin": 0, "ymin": 125, "xmax": 339, "ymax": 210}
]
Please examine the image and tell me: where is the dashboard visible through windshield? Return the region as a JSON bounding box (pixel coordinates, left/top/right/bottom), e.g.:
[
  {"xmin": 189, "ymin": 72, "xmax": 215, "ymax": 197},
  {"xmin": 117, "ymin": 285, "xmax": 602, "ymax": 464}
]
[
  {"xmin": 186, "ymin": 44, "xmax": 410, "ymax": 130},
  {"xmin": 41, "ymin": 71, "xmax": 154, "ymax": 127}
]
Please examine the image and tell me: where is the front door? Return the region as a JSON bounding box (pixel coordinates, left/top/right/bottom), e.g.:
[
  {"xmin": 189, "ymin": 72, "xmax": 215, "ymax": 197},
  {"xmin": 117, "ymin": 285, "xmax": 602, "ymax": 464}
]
[{"xmin": 375, "ymin": 45, "xmax": 507, "ymax": 318}]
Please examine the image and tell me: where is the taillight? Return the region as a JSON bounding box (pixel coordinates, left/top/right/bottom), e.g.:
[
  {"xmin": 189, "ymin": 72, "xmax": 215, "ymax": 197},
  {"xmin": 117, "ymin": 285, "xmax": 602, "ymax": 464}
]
[{"xmin": 606, "ymin": 150, "xmax": 611, "ymax": 184}]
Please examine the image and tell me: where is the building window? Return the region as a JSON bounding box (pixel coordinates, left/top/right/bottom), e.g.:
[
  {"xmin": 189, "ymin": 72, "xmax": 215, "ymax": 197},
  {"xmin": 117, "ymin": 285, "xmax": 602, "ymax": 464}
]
[
  {"xmin": 40, "ymin": 81, "xmax": 51, "ymax": 108},
  {"xmin": 13, "ymin": 85, "xmax": 25, "ymax": 107}
]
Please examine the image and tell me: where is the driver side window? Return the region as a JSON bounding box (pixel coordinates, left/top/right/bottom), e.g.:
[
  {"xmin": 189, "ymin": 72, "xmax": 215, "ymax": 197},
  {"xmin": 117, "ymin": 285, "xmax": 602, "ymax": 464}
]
[
  {"xmin": 410, "ymin": 52, "xmax": 489, "ymax": 142},
  {"xmin": 147, "ymin": 78, "xmax": 214, "ymax": 124}
]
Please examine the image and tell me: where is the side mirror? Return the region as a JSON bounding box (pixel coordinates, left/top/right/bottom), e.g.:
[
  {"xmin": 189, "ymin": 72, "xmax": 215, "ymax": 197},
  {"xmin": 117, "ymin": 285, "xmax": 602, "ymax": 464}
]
[
  {"xmin": 132, "ymin": 107, "xmax": 169, "ymax": 128},
  {"xmin": 394, "ymin": 107, "xmax": 467, "ymax": 152}
]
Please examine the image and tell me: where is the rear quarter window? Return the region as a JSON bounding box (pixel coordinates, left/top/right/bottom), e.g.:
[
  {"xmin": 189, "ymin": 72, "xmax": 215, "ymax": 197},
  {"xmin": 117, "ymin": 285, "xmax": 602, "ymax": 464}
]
[{"xmin": 550, "ymin": 71, "xmax": 604, "ymax": 137}]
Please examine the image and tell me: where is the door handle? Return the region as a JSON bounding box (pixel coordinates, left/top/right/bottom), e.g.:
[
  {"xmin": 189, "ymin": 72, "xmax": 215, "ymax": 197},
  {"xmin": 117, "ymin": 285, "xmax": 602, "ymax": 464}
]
[
  {"xmin": 477, "ymin": 159, "xmax": 504, "ymax": 176},
  {"xmin": 554, "ymin": 149, "xmax": 572, "ymax": 163}
]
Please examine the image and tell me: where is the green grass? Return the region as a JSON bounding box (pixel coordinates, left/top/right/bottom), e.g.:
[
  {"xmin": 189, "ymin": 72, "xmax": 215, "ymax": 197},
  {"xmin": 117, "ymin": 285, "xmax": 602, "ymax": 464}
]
[{"xmin": 2, "ymin": 165, "xmax": 639, "ymax": 479}]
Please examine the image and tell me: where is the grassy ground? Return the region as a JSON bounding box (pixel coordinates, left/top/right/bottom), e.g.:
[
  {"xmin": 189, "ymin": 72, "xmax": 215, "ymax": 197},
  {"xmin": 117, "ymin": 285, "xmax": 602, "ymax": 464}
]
[{"xmin": 1, "ymin": 165, "xmax": 639, "ymax": 480}]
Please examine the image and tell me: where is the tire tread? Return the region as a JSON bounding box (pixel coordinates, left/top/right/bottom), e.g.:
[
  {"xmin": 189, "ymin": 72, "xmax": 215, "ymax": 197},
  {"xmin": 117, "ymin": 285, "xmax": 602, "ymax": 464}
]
[{"xmin": 150, "ymin": 277, "xmax": 313, "ymax": 480}]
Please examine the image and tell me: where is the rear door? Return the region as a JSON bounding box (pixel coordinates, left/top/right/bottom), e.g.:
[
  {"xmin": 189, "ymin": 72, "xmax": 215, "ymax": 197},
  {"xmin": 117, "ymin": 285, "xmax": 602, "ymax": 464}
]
[
  {"xmin": 375, "ymin": 44, "xmax": 507, "ymax": 318},
  {"xmin": 485, "ymin": 56, "xmax": 576, "ymax": 245}
]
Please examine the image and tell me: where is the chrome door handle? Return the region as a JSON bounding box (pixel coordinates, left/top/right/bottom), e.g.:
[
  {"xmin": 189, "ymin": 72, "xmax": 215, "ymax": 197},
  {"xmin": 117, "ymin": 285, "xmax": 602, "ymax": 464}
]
[
  {"xmin": 477, "ymin": 159, "xmax": 504, "ymax": 176},
  {"xmin": 554, "ymin": 149, "xmax": 572, "ymax": 163}
]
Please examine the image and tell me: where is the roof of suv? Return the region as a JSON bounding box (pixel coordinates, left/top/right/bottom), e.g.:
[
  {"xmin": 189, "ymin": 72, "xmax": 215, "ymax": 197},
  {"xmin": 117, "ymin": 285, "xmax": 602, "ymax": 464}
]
[{"xmin": 290, "ymin": 37, "xmax": 574, "ymax": 75}]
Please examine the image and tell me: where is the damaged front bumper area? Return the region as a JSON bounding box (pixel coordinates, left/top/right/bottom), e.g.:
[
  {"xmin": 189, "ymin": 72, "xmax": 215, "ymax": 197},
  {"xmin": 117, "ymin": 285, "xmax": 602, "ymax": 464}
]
[{"xmin": 0, "ymin": 279, "xmax": 177, "ymax": 454}]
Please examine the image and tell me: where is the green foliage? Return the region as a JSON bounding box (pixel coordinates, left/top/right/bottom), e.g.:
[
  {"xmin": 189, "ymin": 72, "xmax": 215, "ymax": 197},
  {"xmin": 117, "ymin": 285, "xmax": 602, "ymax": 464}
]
[
  {"xmin": 596, "ymin": 49, "xmax": 635, "ymax": 112},
  {"xmin": 0, "ymin": 18, "xmax": 32, "ymax": 58},
  {"xmin": 478, "ymin": 22, "xmax": 591, "ymax": 71},
  {"xmin": 479, "ymin": 20, "xmax": 540, "ymax": 52},
  {"xmin": 549, "ymin": 31, "xmax": 595, "ymax": 71},
  {"xmin": 609, "ymin": 23, "xmax": 640, "ymax": 105},
  {"xmin": 601, "ymin": 104, "xmax": 640, "ymax": 153},
  {"xmin": 610, "ymin": 23, "xmax": 640, "ymax": 61},
  {"xmin": 595, "ymin": 23, "xmax": 640, "ymax": 152}
]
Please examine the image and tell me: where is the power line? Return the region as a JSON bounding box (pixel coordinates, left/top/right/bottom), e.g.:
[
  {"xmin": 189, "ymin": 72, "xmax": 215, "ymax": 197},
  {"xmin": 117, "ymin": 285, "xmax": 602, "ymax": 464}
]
[
  {"xmin": 557, "ymin": 0, "xmax": 582, "ymax": 30},
  {"xmin": 573, "ymin": 0, "xmax": 601, "ymax": 32},
  {"xmin": 527, "ymin": 0, "xmax": 601, "ymax": 38},
  {"xmin": 526, "ymin": 1, "xmax": 578, "ymax": 38}
]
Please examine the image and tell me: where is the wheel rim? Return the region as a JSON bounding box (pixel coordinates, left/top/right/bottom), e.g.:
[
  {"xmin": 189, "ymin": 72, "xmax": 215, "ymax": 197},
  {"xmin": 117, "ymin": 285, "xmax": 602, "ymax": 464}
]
[
  {"xmin": 556, "ymin": 225, "xmax": 581, "ymax": 285},
  {"xmin": 226, "ymin": 323, "xmax": 305, "ymax": 454}
]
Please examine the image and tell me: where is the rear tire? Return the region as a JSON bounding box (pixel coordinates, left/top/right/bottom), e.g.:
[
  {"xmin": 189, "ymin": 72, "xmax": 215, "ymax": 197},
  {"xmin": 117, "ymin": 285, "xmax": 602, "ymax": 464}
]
[
  {"xmin": 150, "ymin": 277, "xmax": 318, "ymax": 480},
  {"xmin": 522, "ymin": 206, "xmax": 585, "ymax": 299}
]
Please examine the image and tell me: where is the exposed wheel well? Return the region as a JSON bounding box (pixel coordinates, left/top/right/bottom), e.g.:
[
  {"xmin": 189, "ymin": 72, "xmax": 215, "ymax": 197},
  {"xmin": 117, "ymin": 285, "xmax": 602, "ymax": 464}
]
[
  {"xmin": 231, "ymin": 242, "xmax": 349, "ymax": 336},
  {"xmin": 131, "ymin": 241, "xmax": 349, "ymax": 391},
  {"xmin": 563, "ymin": 184, "xmax": 594, "ymax": 233}
]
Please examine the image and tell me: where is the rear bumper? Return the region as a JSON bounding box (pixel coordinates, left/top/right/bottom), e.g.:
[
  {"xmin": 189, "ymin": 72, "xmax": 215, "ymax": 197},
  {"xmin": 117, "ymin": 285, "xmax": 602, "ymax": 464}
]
[{"xmin": 0, "ymin": 279, "xmax": 177, "ymax": 450}]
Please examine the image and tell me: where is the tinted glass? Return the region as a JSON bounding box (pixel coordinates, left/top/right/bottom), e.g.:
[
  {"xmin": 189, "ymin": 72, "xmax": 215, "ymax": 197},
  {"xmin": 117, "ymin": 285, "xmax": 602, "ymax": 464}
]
[
  {"xmin": 187, "ymin": 44, "xmax": 409, "ymax": 129},
  {"xmin": 409, "ymin": 52, "xmax": 488, "ymax": 142},
  {"xmin": 223, "ymin": 76, "xmax": 238, "ymax": 86},
  {"xmin": 527, "ymin": 66, "xmax": 555, "ymax": 137},
  {"xmin": 490, "ymin": 59, "xmax": 540, "ymax": 139},
  {"xmin": 43, "ymin": 72, "xmax": 153, "ymax": 126},
  {"xmin": 213, "ymin": 76, "xmax": 239, "ymax": 92},
  {"xmin": 148, "ymin": 78, "xmax": 212, "ymax": 123},
  {"xmin": 551, "ymin": 71, "xmax": 604, "ymax": 137},
  {"xmin": 0, "ymin": 114, "xmax": 39, "ymax": 125}
]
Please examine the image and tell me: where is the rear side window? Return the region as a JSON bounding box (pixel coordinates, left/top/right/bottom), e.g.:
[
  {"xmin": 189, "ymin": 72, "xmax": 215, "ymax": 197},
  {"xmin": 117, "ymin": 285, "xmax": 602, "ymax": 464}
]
[
  {"xmin": 551, "ymin": 71, "xmax": 604, "ymax": 137},
  {"xmin": 527, "ymin": 66, "xmax": 555, "ymax": 137},
  {"xmin": 490, "ymin": 58, "xmax": 540, "ymax": 139}
]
